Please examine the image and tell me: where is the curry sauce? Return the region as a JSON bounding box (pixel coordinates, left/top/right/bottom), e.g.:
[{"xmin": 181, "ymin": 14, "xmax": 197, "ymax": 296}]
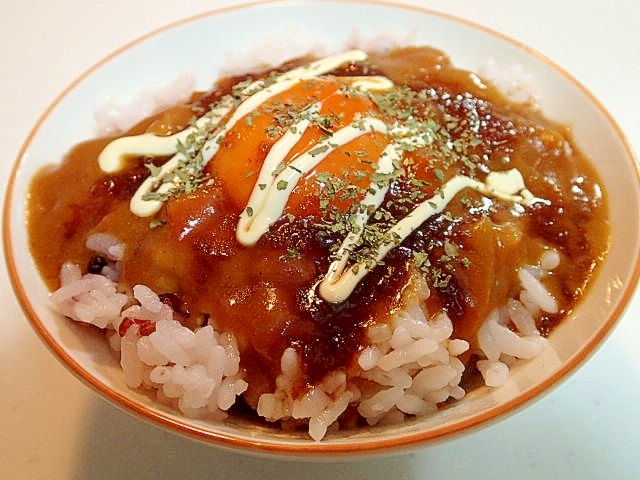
[{"xmin": 27, "ymin": 47, "xmax": 609, "ymax": 402}]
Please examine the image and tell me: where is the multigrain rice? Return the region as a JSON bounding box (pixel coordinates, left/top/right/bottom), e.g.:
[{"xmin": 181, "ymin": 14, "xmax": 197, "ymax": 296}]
[{"xmin": 49, "ymin": 233, "xmax": 559, "ymax": 440}]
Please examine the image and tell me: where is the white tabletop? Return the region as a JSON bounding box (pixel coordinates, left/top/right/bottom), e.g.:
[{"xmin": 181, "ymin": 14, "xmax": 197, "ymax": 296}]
[{"xmin": 2, "ymin": 1, "xmax": 639, "ymax": 478}]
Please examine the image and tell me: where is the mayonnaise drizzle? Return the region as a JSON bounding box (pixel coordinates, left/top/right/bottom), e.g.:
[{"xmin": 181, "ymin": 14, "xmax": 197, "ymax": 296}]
[
  {"xmin": 97, "ymin": 50, "xmax": 375, "ymax": 217},
  {"xmin": 95, "ymin": 50, "xmax": 545, "ymax": 304},
  {"xmin": 318, "ymin": 169, "xmax": 537, "ymax": 303},
  {"xmin": 97, "ymin": 101, "xmax": 233, "ymax": 174},
  {"xmin": 237, "ymin": 116, "xmax": 389, "ymax": 246}
]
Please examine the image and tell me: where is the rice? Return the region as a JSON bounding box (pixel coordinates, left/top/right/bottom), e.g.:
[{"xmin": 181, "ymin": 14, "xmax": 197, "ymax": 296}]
[
  {"xmin": 52, "ymin": 249, "xmax": 247, "ymax": 420},
  {"xmin": 51, "ymin": 263, "xmax": 127, "ymax": 329},
  {"xmin": 93, "ymin": 72, "xmax": 197, "ymax": 136},
  {"xmin": 479, "ymin": 57, "xmax": 541, "ymax": 105},
  {"xmin": 51, "ymin": 236, "xmax": 558, "ymax": 440},
  {"xmin": 475, "ymin": 252, "xmax": 558, "ymax": 388}
]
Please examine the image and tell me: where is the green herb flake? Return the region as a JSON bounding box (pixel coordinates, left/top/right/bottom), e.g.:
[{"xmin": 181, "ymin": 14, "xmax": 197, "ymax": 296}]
[
  {"xmin": 308, "ymin": 144, "xmax": 330, "ymax": 157},
  {"xmin": 279, "ymin": 248, "xmax": 301, "ymax": 261}
]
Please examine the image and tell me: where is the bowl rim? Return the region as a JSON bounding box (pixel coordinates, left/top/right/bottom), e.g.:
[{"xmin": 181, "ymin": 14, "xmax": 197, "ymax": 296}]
[{"xmin": 4, "ymin": 0, "xmax": 640, "ymax": 458}]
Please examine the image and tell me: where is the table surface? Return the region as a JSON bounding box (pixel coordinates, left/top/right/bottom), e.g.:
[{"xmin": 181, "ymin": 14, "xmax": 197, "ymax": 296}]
[{"xmin": 2, "ymin": 1, "xmax": 639, "ymax": 478}]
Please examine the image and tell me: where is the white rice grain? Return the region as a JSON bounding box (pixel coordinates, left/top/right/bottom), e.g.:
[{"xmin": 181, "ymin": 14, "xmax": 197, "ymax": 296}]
[
  {"xmin": 448, "ymin": 339, "xmax": 470, "ymax": 356},
  {"xmin": 477, "ymin": 315, "xmax": 502, "ymax": 362},
  {"xmin": 540, "ymin": 249, "xmax": 561, "ymax": 270},
  {"xmin": 358, "ymin": 346, "xmax": 382, "ymax": 371},
  {"xmin": 518, "ymin": 267, "xmax": 558, "ymax": 313},
  {"xmin": 121, "ymin": 325, "xmax": 144, "ymax": 388},
  {"xmin": 411, "ymin": 365, "xmax": 457, "ymax": 395},
  {"xmin": 94, "ymin": 72, "xmax": 197, "ymax": 136},
  {"xmin": 487, "ymin": 318, "xmax": 547, "ymax": 359},
  {"xmin": 133, "ymin": 284, "xmax": 164, "ymax": 314},
  {"xmin": 507, "ymin": 298, "xmax": 539, "ymax": 336},
  {"xmin": 137, "ymin": 336, "xmax": 169, "ymax": 366},
  {"xmin": 319, "ymin": 371, "xmax": 348, "ymax": 395},
  {"xmin": 358, "ymin": 386, "xmax": 405, "ymax": 420},
  {"xmin": 216, "ymin": 377, "xmax": 249, "ymax": 411},
  {"xmin": 59, "ymin": 262, "xmax": 82, "ymax": 284},
  {"xmin": 424, "ymin": 387, "xmax": 454, "ymax": 404},
  {"xmin": 476, "ymin": 360, "xmax": 510, "ymax": 387},
  {"xmin": 86, "ymin": 233, "xmax": 124, "ymax": 261},
  {"xmin": 395, "ymin": 392, "xmax": 431, "ymax": 415},
  {"xmin": 361, "ymin": 367, "xmax": 413, "ymax": 389},
  {"xmin": 367, "ymin": 323, "xmax": 392, "ymax": 343},
  {"xmin": 389, "ymin": 325, "xmax": 412, "ymax": 349},
  {"xmin": 149, "ymin": 324, "xmax": 191, "ymax": 366},
  {"xmin": 308, "ymin": 390, "xmax": 354, "ymax": 441},
  {"xmin": 429, "ymin": 313, "xmax": 454, "ymax": 342},
  {"xmin": 292, "ymin": 388, "xmax": 330, "ymax": 419}
]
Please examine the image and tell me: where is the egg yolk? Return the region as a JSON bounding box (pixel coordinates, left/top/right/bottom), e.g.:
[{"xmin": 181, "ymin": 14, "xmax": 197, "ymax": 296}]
[{"xmin": 205, "ymin": 77, "xmax": 389, "ymax": 220}]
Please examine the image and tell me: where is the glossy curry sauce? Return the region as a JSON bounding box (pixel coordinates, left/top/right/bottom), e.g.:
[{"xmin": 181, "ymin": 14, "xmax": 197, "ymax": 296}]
[{"xmin": 27, "ymin": 47, "xmax": 609, "ymax": 403}]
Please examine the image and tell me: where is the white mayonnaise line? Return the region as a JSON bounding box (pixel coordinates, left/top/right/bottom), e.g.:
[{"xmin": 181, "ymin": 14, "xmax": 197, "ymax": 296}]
[
  {"xmin": 127, "ymin": 78, "xmax": 318, "ymax": 217},
  {"xmin": 347, "ymin": 75, "xmax": 394, "ymax": 91},
  {"xmin": 277, "ymin": 50, "xmax": 368, "ymax": 83},
  {"xmin": 318, "ymin": 169, "xmax": 536, "ymax": 303},
  {"xmin": 99, "ymin": 50, "xmax": 368, "ymax": 173},
  {"xmin": 318, "ymin": 143, "xmax": 400, "ymax": 298},
  {"xmin": 236, "ymin": 110, "xmax": 315, "ymax": 242},
  {"xmin": 98, "ymin": 50, "xmax": 372, "ymax": 216},
  {"xmin": 98, "ymin": 102, "xmax": 233, "ymax": 173},
  {"xmin": 236, "ymin": 116, "xmax": 388, "ymax": 246},
  {"xmin": 99, "ymin": 133, "xmax": 186, "ymax": 173},
  {"xmin": 129, "ymin": 159, "xmax": 180, "ymax": 216}
]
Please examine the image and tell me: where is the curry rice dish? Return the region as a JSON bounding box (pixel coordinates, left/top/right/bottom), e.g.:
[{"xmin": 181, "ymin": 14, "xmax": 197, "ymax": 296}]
[{"xmin": 27, "ymin": 47, "xmax": 609, "ymax": 440}]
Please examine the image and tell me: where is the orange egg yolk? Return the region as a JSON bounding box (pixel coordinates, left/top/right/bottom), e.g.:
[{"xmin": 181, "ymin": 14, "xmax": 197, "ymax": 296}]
[{"xmin": 205, "ymin": 77, "xmax": 390, "ymax": 220}]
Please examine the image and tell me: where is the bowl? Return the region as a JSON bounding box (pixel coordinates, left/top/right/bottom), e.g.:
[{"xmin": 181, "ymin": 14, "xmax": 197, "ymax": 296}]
[{"xmin": 4, "ymin": 0, "xmax": 640, "ymax": 459}]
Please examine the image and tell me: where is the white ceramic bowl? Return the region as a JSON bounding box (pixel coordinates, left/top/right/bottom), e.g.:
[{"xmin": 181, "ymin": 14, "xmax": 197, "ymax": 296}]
[{"xmin": 4, "ymin": 0, "xmax": 640, "ymax": 459}]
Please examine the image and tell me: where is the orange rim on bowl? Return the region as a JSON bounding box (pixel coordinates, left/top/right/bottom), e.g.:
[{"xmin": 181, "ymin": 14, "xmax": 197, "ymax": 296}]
[{"xmin": 4, "ymin": 0, "xmax": 640, "ymax": 458}]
